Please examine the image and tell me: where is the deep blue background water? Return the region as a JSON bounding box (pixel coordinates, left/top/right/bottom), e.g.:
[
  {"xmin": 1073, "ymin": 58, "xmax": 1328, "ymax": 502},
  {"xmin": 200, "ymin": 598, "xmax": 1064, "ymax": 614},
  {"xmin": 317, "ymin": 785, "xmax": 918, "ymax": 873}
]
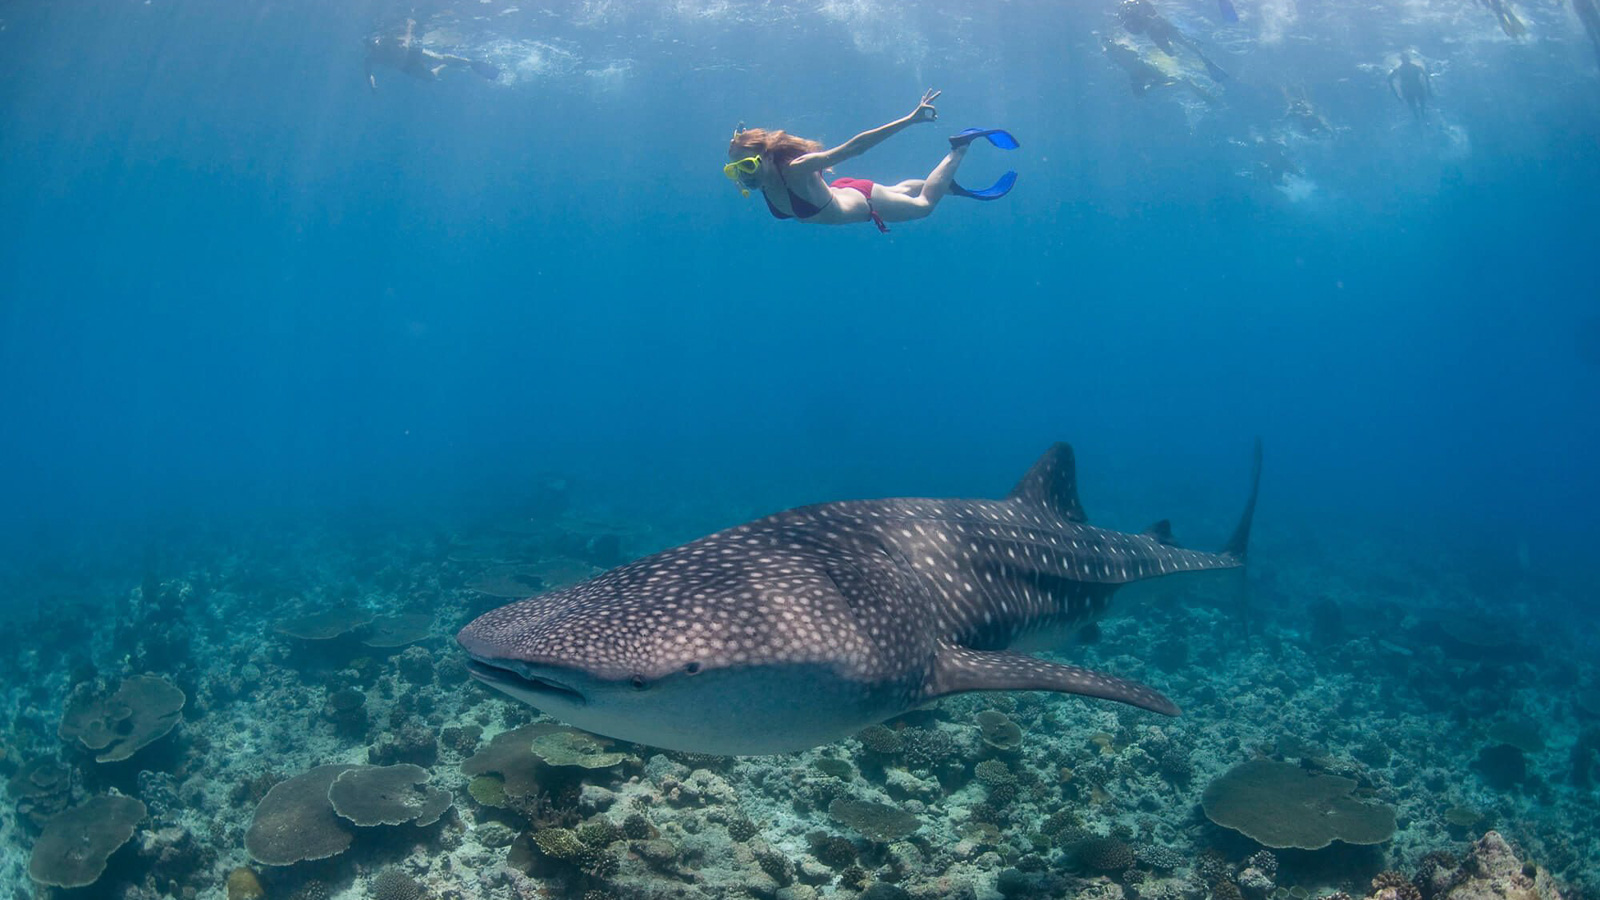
[{"xmin": 2, "ymin": 0, "xmax": 1597, "ymax": 587}]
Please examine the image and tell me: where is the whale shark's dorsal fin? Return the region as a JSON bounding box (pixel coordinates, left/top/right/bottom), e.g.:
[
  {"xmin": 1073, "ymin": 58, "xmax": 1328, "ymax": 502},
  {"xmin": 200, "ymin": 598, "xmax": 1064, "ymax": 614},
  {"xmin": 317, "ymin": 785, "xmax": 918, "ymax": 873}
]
[
  {"xmin": 1007, "ymin": 443, "xmax": 1087, "ymax": 523},
  {"xmin": 927, "ymin": 641, "xmax": 1180, "ymax": 715},
  {"xmin": 1144, "ymin": 520, "xmax": 1178, "ymax": 546}
]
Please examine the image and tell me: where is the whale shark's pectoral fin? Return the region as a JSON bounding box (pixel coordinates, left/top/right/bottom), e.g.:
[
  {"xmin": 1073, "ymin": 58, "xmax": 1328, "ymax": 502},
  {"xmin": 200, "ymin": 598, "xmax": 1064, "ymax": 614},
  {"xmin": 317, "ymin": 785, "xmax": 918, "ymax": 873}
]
[{"xmin": 927, "ymin": 642, "xmax": 1180, "ymax": 716}]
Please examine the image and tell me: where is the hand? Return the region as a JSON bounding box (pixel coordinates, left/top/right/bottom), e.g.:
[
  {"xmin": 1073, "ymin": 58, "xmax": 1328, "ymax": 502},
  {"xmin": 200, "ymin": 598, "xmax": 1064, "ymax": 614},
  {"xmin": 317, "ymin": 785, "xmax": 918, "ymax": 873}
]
[{"xmin": 911, "ymin": 88, "xmax": 941, "ymax": 123}]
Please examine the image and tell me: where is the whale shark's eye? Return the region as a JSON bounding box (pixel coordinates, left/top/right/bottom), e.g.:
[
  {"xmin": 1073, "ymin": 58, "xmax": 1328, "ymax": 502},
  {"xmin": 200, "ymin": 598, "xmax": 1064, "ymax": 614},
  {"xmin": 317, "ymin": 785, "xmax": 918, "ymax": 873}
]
[
  {"xmin": 684, "ymin": 661, "xmax": 702, "ymax": 675},
  {"xmin": 630, "ymin": 674, "xmax": 647, "ymax": 691}
]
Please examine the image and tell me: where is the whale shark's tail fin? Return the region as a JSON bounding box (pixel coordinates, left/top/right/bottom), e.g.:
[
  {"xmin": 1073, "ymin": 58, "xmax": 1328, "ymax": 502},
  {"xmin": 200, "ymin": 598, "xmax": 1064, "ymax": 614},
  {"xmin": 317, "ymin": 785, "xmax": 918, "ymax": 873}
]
[
  {"xmin": 1220, "ymin": 439, "xmax": 1262, "ymax": 651},
  {"xmin": 1221, "ymin": 438, "xmax": 1263, "ymax": 561},
  {"xmin": 929, "ymin": 641, "xmax": 1180, "ymax": 716}
]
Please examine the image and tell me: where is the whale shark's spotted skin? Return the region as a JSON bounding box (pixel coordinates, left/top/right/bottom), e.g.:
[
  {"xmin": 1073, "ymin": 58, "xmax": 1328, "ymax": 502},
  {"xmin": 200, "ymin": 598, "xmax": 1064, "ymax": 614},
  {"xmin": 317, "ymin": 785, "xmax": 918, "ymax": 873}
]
[{"xmin": 459, "ymin": 442, "xmax": 1261, "ymax": 755}]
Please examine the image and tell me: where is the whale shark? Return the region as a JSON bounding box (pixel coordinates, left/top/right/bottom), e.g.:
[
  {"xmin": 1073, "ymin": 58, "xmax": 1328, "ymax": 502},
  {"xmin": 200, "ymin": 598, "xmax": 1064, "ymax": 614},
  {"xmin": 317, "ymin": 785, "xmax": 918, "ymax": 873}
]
[{"xmin": 458, "ymin": 442, "xmax": 1261, "ymax": 755}]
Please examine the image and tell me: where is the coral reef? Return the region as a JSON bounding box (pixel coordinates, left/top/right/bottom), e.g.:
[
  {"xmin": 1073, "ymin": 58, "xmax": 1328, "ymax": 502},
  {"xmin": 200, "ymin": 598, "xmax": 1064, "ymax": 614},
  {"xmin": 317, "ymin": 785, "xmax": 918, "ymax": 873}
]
[
  {"xmin": 1070, "ymin": 835, "xmax": 1136, "ymax": 873},
  {"xmin": 275, "ymin": 608, "xmax": 375, "ymax": 640},
  {"xmin": 975, "ymin": 710, "xmax": 1024, "ymax": 752},
  {"xmin": 58, "ymin": 673, "xmax": 186, "ymax": 763},
  {"xmin": 244, "ymin": 764, "xmax": 360, "ymax": 865},
  {"xmin": 226, "ymin": 867, "xmax": 265, "ymax": 900},
  {"xmin": 369, "ymin": 867, "xmax": 426, "ymax": 900},
  {"xmin": 529, "ymin": 729, "xmax": 628, "ymax": 769},
  {"xmin": 28, "ymin": 794, "xmax": 147, "ymax": 887},
  {"xmin": 827, "ymin": 797, "xmax": 921, "ymax": 842},
  {"xmin": 327, "ymin": 763, "xmax": 452, "ymax": 826},
  {"xmin": 857, "ymin": 724, "xmax": 905, "ymax": 755},
  {"xmin": 460, "ymin": 722, "xmax": 572, "ymax": 797},
  {"xmin": 363, "ymin": 614, "xmax": 437, "ymax": 649},
  {"xmin": 1201, "ymin": 758, "xmax": 1397, "ymax": 849},
  {"xmin": 1428, "ymin": 832, "xmax": 1564, "ymax": 900},
  {"xmin": 0, "ymin": 498, "xmax": 1591, "ymax": 900}
]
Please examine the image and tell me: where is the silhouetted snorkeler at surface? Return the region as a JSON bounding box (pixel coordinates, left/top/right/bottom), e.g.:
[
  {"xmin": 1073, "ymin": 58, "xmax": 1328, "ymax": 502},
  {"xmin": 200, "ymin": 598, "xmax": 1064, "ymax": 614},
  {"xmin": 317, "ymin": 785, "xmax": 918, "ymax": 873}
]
[
  {"xmin": 1250, "ymin": 135, "xmax": 1301, "ymax": 186},
  {"xmin": 1101, "ymin": 34, "xmax": 1178, "ymax": 95},
  {"xmin": 1388, "ymin": 52, "xmax": 1432, "ymax": 120},
  {"xmin": 1477, "ymin": 0, "xmax": 1528, "ymax": 38},
  {"xmin": 724, "ymin": 91, "xmax": 1020, "ymax": 233},
  {"xmin": 1283, "ymin": 86, "xmax": 1334, "ymax": 138},
  {"xmin": 365, "ymin": 18, "xmax": 500, "ymax": 91},
  {"xmin": 1099, "ymin": 34, "xmax": 1218, "ymax": 105},
  {"xmin": 1117, "ymin": 0, "xmax": 1231, "ymax": 81}
]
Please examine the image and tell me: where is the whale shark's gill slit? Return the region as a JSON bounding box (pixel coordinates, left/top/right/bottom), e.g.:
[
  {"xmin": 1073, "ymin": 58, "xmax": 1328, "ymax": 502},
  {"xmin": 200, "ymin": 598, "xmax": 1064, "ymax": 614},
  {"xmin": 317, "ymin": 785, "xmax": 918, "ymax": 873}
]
[{"xmin": 467, "ymin": 660, "xmax": 586, "ymax": 705}]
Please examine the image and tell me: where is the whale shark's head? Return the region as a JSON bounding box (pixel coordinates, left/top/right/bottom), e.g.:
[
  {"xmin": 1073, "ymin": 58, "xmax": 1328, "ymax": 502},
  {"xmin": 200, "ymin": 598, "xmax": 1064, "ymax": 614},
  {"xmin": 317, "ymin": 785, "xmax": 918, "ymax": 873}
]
[
  {"xmin": 455, "ymin": 545, "xmax": 897, "ymax": 754},
  {"xmin": 456, "ymin": 582, "xmax": 710, "ymax": 743}
]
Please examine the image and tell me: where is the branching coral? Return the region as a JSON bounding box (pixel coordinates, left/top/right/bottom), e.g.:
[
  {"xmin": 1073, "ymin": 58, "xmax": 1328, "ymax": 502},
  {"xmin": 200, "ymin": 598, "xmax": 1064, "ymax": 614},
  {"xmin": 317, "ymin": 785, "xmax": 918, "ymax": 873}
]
[
  {"xmin": 857, "ymin": 725, "xmax": 904, "ymax": 755},
  {"xmin": 369, "ymin": 868, "xmax": 425, "ymax": 900},
  {"xmin": 1071, "ymin": 836, "xmax": 1135, "ymax": 874}
]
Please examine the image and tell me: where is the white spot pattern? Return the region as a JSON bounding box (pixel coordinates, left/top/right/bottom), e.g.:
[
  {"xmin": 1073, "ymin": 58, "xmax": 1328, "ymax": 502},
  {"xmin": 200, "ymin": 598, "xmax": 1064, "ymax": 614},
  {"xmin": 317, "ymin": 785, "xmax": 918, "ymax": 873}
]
[{"xmin": 458, "ymin": 443, "xmax": 1251, "ymax": 739}]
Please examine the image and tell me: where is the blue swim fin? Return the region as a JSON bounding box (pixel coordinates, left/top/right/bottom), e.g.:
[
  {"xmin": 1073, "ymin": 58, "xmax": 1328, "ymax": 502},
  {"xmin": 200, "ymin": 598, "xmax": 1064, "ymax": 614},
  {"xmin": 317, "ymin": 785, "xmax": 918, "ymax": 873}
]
[
  {"xmin": 951, "ymin": 170, "xmax": 1018, "ymax": 200},
  {"xmin": 1198, "ymin": 53, "xmax": 1231, "ymax": 81},
  {"xmin": 949, "ymin": 128, "xmax": 1021, "ymax": 150}
]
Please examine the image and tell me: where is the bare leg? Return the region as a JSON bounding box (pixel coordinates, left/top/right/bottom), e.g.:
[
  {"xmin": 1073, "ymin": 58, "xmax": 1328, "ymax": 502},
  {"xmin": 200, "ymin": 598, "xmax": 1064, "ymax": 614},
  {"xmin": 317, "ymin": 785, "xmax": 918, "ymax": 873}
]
[
  {"xmin": 920, "ymin": 145, "xmax": 967, "ymax": 204},
  {"xmin": 870, "ymin": 145, "xmax": 967, "ymax": 221}
]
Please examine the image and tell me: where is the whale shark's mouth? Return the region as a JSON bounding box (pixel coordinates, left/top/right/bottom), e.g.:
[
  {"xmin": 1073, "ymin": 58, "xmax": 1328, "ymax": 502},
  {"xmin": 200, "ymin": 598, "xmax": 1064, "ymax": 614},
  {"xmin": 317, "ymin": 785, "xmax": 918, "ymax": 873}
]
[{"xmin": 466, "ymin": 659, "xmax": 588, "ymax": 706}]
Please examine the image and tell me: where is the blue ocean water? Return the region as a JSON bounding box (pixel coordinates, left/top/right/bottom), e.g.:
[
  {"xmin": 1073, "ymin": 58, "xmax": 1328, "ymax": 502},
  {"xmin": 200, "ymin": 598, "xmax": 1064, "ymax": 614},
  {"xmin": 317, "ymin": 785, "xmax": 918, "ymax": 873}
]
[{"xmin": 2, "ymin": 0, "xmax": 1598, "ymax": 897}]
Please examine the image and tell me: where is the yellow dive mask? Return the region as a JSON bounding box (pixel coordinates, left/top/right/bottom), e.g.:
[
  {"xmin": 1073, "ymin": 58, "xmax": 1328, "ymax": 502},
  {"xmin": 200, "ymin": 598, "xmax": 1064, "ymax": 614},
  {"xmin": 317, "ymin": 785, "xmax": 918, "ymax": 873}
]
[{"xmin": 723, "ymin": 155, "xmax": 761, "ymax": 197}]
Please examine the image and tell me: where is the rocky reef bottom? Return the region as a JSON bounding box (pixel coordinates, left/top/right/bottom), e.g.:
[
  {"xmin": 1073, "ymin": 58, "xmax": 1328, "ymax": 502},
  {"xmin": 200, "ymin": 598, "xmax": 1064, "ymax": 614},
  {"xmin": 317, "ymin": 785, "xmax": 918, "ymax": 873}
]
[{"xmin": 0, "ymin": 500, "xmax": 1594, "ymax": 900}]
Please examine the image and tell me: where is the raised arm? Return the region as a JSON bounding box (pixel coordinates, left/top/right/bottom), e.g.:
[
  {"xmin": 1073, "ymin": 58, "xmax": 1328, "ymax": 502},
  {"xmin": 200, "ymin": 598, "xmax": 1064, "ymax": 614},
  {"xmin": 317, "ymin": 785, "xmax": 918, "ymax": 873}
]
[{"xmin": 788, "ymin": 90, "xmax": 940, "ymax": 175}]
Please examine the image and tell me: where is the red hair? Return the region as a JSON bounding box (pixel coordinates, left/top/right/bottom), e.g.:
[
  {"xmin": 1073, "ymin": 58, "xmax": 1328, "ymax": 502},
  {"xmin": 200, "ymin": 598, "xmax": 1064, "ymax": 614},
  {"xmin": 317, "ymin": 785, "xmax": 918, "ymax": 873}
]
[{"xmin": 729, "ymin": 127, "xmax": 823, "ymax": 165}]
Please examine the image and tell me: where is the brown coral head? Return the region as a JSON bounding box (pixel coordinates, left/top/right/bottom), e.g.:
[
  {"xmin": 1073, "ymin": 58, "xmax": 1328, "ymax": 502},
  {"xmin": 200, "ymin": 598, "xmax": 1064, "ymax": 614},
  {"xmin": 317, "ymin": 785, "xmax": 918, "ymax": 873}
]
[
  {"xmin": 1371, "ymin": 871, "xmax": 1423, "ymax": 900},
  {"xmin": 827, "ymin": 798, "xmax": 920, "ymax": 843}
]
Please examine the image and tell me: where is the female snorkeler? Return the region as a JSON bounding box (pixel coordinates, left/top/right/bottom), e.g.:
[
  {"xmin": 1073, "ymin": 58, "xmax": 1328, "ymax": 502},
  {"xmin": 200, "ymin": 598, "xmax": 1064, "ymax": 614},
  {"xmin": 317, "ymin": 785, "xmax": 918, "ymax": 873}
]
[{"xmin": 724, "ymin": 90, "xmax": 1019, "ymax": 233}]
